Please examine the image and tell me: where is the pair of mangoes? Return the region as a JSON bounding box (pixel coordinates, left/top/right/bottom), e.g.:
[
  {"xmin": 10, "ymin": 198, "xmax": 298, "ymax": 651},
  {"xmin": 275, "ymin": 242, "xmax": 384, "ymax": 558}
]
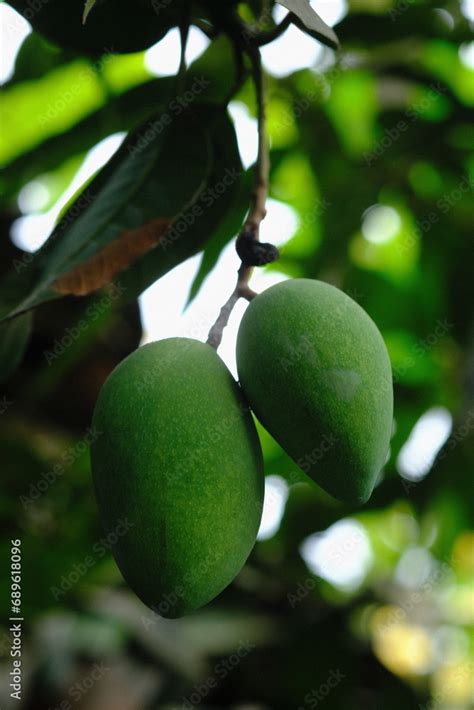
[{"xmin": 91, "ymin": 279, "xmax": 393, "ymax": 617}]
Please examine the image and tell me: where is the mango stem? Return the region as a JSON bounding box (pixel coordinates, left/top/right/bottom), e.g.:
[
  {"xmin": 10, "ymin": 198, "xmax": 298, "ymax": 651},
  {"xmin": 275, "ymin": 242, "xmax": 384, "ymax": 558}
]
[{"xmin": 207, "ymin": 45, "xmax": 277, "ymax": 351}]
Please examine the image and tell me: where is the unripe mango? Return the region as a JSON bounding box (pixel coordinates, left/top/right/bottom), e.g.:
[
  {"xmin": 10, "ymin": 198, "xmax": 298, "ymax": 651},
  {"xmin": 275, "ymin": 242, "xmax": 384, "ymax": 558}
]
[
  {"xmin": 91, "ymin": 338, "xmax": 264, "ymax": 618},
  {"xmin": 236, "ymin": 279, "xmax": 393, "ymax": 504}
]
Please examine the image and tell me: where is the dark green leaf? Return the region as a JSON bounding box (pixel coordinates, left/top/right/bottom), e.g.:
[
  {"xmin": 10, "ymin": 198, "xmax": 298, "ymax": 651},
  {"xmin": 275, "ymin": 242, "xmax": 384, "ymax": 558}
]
[
  {"xmin": 7, "ymin": 0, "xmax": 182, "ymax": 56},
  {"xmin": 6, "ymin": 33, "xmax": 72, "ymax": 86},
  {"xmin": 120, "ymin": 106, "xmax": 245, "ymax": 300},
  {"xmin": 187, "ymin": 36, "xmax": 240, "ymax": 104},
  {"xmin": 0, "ymin": 109, "xmax": 212, "ymax": 321}
]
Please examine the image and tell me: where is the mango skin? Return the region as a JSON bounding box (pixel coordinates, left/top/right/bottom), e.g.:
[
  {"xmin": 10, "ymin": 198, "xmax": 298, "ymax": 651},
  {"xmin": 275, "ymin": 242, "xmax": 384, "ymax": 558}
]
[
  {"xmin": 91, "ymin": 338, "xmax": 264, "ymax": 618},
  {"xmin": 236, "ymin": 279, "xmax": 393, "ymax": 504}
]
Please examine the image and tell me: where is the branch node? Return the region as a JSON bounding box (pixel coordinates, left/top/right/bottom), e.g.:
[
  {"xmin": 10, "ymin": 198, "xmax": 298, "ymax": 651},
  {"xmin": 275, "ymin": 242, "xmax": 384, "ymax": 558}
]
[{"xmin": 236, "ymin": 231, "xmax": 279, "ymax": 267}]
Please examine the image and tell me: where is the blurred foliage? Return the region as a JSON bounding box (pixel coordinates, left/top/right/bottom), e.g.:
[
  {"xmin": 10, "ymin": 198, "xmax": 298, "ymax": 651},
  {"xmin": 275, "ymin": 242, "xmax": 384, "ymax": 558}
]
[{"xmin": 0, "ymin": 0, "xmax": 473, "ymax": 708}]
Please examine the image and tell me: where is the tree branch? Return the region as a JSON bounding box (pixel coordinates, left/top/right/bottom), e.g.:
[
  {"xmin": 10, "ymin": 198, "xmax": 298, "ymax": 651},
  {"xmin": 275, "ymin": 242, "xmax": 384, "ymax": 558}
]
[
  {"xmin": 254, "ymin": 13, "xmax": 292, "ymax": 46},
  {"xmin": 177, "ymin": 11, "xmax": 190, "ymax": 95},
  {"xmin": 207, "ymin": 44, "xmax": 278, "ymax": 351},
  {"xmin": 206, "ymin": 264, "xmax": 257, "ymax": 349},
  {"xmin": 243, "ymin": 44, "xmax": 269, "ymax": 238}
]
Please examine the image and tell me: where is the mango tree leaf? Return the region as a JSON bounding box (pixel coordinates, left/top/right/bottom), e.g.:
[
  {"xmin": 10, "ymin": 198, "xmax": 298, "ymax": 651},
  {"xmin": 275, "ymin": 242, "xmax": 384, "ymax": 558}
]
[
  {"xmin": 0, "ymin": 77, "xmax": 175, "ymax": 204},
  {"xmin": 278, "ymin": 0, "xmax": 339, "ymax": 49},
  {"xmin": 82, "ymin": 0, "xmax": 97, "ymax": 24},
  {"xmin": 120, "ymin": 106, "xmax": 246, "ymax": 300},
  {"xmin": 7, "ymin": 0, "xmax": 183, "ymax": 56},
  {"xmin": 0, "ymin": 35, "xmax": 239, "ymax": 202},
  {"xmin": 0, "ymin": 52, "xmax": 153, "ymax": 169},
  {"xmin": 0, "ymin": 35, "xmax": 238, "ymax": 202},
  {"xmin": 0, "ymin": 109, "xmax": 212, "ymax": 322},
  {"xmin": 5, "ymin": 33, "xmax": 71, "ymax": 87},
  {"xmin": 187, "ymin": 36, "xmax": 240, "ymax": 105}
]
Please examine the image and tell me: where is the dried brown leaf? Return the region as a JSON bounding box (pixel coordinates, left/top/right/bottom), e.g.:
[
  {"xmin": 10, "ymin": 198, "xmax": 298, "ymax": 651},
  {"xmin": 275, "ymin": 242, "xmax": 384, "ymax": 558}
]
[{"xmin": 53, "ymin": 217, "xmax": 171, "ymax": 296}]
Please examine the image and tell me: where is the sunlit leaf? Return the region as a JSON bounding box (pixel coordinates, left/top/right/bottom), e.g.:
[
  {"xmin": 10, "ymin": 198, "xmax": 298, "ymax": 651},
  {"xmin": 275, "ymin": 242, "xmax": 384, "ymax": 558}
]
[
  {"xmin": 82, "ymin": 0, "xmax": 97, "ymax": 24},
  {"xmin": 278, "ymin": 0, "xmax": 340, "ymax": 49}
]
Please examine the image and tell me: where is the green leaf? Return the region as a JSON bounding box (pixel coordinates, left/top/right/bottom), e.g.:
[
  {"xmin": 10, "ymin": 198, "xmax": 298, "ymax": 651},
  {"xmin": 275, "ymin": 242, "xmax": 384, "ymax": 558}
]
[
  {"xmin": 187, "ymin": 36, "xmax": 240, "ymax": 104},
  {"xmin": 120, "ymin": 106, "xmax": 246, "ymax": 300},
  {"xmin": 0, "ymin": 109, "xmax": 212, "ymax": 322},
  {"xmin": 0, "ymin": 36, "xmax": 240, "ymax": 201},
  {"xmin": 278, "ymin": 0, "xmax": 339, "ymax": 49},
  {"xmin": 6, "ymin": 33, "xmax": 71, "ymax": 87},
  {"xmin": 7, "ymin": 0, "xmax": 182, "ymax": 56},
  {"xmin": 0, "ymin": 52, "xmax": 153, "ymax": 169},
  {"xmin": 82, "ymin": 0, "xmax": 97, "ymax": 24},
  {"xmin": 0, "ymin": 77, "xmax": 175, "ymax": 204}
]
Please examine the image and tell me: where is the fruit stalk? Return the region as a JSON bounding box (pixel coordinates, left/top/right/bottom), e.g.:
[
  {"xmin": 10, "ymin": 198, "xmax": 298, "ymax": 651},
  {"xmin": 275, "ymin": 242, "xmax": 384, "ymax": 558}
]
[{"xmin": 207, "ymin": 44, "xmax": 278, "ymax": 350}]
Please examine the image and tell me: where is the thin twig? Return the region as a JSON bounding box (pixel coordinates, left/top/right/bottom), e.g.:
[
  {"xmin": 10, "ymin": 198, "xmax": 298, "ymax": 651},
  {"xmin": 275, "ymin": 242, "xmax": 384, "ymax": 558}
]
[
  {"xmin": 243, "ymin": 45, "xmax": 268, "ymax": 237},
  {"xmin": 207, "ymin": 45, "xmax": 270, "ymax": 351},
  {"xmin": 177, "ymin": 12, "xmax": 190, "ymax": 95},
  {"xmin": 206, "ymin": 265, "xmax": 257, "ymax": 349},
  {"xmin": 224, "ymin": 39, "xmax": 249, "ymax": 104},
  {"xmin": 193, "ymin": 18, "xmax": 219, "ymax": 40},
  {"xmin": 255, "ymin": 13, "xmax": 292, "ymax": 46}
]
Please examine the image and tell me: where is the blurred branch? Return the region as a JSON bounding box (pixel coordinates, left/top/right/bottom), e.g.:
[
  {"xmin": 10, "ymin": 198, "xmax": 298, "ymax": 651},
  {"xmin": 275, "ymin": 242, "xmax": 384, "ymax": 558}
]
[{"xmin": 255, "ymin": 13, "xmax": 292, "ymax": 46}]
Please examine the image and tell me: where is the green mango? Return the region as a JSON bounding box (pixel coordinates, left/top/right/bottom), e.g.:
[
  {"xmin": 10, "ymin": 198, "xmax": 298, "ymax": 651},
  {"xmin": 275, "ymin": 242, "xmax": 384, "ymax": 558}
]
[
  {"xmin": 9, "ymin": 0, "xmax": 183, "ymax": 56},
  {"xmin": 236, "ymin": 279, "xmax": 393, "ymax": 504},
  {"xmin": 91, "ymin": 337, "xmax": 264, "ymax": 617}
]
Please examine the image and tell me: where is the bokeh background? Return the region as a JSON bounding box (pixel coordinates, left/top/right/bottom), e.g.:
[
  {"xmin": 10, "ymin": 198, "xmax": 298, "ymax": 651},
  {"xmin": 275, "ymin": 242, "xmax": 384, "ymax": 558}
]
[{"xmin": 0, "ymin": 0, "xmax": 473, "ymax": 708}]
